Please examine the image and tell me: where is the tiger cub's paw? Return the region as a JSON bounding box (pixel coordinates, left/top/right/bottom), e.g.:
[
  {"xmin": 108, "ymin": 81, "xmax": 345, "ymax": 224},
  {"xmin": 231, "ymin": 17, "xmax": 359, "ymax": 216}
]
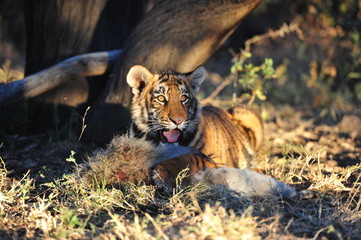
[{"xmin": 152, "ymin": 165, "xmax": 175, "ymax": 193}]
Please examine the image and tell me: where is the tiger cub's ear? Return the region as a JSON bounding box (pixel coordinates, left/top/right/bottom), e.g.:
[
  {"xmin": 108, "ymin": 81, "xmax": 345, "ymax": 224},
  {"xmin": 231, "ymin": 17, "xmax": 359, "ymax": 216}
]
[
  {"xmin": 187, "ymin": 66, "xmax": 206, "ymax": 93},
  {"xmin": 127, "ymin": 65, "xmax": 153, "ymax": 95}
]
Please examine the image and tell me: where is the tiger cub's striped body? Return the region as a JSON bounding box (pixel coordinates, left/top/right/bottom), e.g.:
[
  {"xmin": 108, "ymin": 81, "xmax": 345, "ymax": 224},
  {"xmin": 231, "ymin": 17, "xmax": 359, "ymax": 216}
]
[
  {"xmin": 195, "ymin": 105, "xmax": 263, "ymax": 168},
  {"xmin": 126, "ymin": 65, "xmax": 263, "ymax": 187}
]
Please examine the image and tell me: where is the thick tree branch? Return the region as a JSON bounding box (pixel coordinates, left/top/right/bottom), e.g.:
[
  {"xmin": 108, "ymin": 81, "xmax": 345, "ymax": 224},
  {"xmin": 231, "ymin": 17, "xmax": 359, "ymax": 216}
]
[{"xmin": 0, "ymin": 50, "xmax": 122, "ymax": 105}]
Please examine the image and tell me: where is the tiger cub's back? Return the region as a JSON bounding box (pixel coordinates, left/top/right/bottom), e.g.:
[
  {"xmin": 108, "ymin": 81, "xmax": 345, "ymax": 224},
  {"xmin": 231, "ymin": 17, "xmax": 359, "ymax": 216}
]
[{"xmin": 194, "ymin": 105, "xmax": 263, "ymax": 168}]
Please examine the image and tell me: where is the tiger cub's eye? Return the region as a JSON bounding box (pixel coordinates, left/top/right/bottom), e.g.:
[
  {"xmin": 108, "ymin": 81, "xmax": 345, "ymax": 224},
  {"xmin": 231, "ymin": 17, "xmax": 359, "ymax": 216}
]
[
  {"xmin": 180, "ymin": 95, "xmax": 188, "ymax": 102},
  {"xmin": 156, "ymin": 95, "xmax": 166, "ymax": 103}
]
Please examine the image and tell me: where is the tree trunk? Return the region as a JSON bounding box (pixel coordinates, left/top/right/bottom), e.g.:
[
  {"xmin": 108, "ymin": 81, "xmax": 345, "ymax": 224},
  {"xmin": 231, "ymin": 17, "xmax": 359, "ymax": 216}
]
[
  {"xmin": 3, "ymin": 0, "xmax": 262, "ymax": 144},
  {"xmin": 24, "ymin": 0, "xmax": 146, "ymax": 135},
  {"xmin": 83, "ymin": 0, "xmax": 262, "ymax": 144}
]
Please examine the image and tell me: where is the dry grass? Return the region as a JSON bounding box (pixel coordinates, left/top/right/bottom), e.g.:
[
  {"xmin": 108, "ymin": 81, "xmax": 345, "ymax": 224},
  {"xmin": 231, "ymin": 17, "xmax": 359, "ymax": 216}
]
[
  {"xmin": 1, "ymin": 1, "xmax": 360, "ymax": 238},
  {"xmin": 0, "ymin": 116, "xmax": 360, "ymax": 240}
]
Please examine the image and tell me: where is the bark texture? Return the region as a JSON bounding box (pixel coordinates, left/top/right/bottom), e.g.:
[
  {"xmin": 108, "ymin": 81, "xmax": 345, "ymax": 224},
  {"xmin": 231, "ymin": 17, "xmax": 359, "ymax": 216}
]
[
  {"xmin": 24, "ymin": 0, "xmax": 146, "ymax": 134},
  {"xmin": 0, "ymin": 50, "xmax": 121, "ymax": 104}
]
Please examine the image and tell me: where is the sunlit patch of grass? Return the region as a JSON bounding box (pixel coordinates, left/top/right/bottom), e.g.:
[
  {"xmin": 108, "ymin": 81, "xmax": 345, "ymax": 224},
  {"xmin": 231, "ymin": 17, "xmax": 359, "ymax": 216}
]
[
  {"xmin": 264, "ymin": 143, "xmax": 361, "ymax": 196},
  {"xmin": 0, "ymin": 139, "xmax": 360, "ymax": 239}
]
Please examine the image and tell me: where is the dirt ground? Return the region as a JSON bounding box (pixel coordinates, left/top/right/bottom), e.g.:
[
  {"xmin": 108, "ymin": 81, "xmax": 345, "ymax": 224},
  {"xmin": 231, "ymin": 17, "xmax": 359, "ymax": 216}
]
[
  {"xmin": 1, "ymin": 101, "xmax": 360, "ymax": 239},
  {"xmin": 2, "ymin": 101, "xmax": 360, "ymax": 187}
]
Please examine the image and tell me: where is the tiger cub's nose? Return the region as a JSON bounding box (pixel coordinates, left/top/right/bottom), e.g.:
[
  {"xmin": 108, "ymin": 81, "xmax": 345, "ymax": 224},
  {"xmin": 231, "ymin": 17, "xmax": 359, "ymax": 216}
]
[{"xmin": 170, "ymin": 117, "xmax": 186, "ymax": 125}]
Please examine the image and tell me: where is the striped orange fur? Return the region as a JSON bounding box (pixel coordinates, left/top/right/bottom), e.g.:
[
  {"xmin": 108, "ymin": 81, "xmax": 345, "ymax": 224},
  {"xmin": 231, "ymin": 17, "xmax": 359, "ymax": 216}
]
[{"xmin": 126, "ymin": 65, "xmax": 264, "ymax": 188}]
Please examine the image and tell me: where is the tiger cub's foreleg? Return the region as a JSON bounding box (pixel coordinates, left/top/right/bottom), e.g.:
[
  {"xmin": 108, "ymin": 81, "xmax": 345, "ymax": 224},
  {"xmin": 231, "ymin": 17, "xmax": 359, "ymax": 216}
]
[{"xmin": 153, "ymin": 154, "xmax": 216, "ymax": 192}]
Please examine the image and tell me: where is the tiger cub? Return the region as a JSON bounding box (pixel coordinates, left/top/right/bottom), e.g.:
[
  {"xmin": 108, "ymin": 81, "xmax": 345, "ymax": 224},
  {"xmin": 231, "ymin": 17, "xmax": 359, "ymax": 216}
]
[{"xmin": 126, "ymin": 65, "xmax": 264, "ymax": 188}]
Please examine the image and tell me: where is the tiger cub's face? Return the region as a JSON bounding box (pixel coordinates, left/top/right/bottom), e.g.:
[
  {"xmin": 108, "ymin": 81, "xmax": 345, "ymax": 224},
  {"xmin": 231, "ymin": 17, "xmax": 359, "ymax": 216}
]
[{"xmin": 127, "ymin": 65, "xmax": 206, "ymax": 145}]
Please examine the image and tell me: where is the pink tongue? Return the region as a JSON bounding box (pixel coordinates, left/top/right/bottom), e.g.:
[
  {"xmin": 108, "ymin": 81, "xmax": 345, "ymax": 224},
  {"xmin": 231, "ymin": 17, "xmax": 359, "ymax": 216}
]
[{"xmin": 162, "ymin": 129, "xmax": 181, "ymax": 143}]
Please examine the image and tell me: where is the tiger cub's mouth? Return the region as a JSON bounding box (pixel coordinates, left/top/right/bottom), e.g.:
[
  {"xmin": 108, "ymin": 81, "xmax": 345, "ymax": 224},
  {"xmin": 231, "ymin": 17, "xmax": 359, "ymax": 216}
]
[{"xmin": 160, "ymin": 129, "xmax": 182, "ymax": 143}]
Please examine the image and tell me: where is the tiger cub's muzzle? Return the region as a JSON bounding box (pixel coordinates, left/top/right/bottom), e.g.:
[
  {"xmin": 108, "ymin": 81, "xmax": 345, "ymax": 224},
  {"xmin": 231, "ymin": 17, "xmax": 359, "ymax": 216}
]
[{"xmin": 158, "ymin": 115, "xmax": 188, "ymax": 143}]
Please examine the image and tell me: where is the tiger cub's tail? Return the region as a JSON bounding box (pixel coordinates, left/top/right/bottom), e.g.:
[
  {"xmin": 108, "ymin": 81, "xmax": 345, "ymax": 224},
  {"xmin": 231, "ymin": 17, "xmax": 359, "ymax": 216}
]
[{"xmin": 227, "ymin": 105, "xmax": 264, "ymax": 152}]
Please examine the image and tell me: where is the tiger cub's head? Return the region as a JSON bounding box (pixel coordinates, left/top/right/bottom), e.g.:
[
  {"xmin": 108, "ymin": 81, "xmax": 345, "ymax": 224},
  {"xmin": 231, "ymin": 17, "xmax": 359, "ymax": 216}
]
[{"xmin": 127, "ymin": 65, "xmax": 206, "ymax": 145}]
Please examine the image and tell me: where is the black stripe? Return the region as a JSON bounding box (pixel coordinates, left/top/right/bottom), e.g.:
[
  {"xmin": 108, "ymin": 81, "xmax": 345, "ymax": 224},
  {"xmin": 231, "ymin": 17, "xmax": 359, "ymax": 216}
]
[
  {"xmin": 159, "ymin": 74, "xmax": 169, "ymax": 83},
  {"xmin": 193, "ymin": 134, "xmax": 204, "ymax": 149},
  {"xmin": 144, "ymin": 96, "xmax": 150, "ymax": 122},
  {"xmin": 195, "ymin": 156, "xmax": 205, "ymax": 170},
  {"xmin": 132, "ymin": 124, "xmax": 145, "ymax": 139},
  {"xmin": 176, "ymin": 78, "xmax": 183, "ymax": 85}
]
